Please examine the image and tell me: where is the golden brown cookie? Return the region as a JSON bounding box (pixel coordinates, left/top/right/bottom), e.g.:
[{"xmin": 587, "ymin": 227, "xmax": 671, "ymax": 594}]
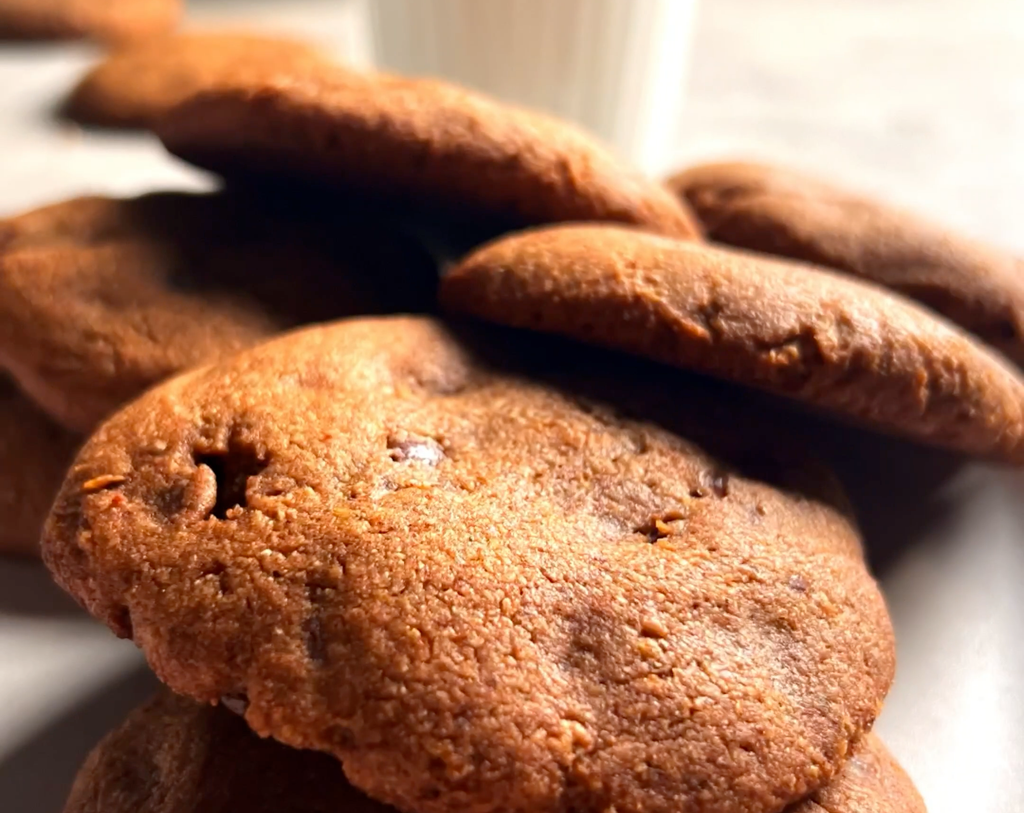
[
  {"xmin": 0, "ymin": 0, "xmax": 179, "ymax": 42},
  {"xmin": 155, "ymin": 66, "xmax": 701, "ymax": 238},
  {"xmin": 670, "ymin": 161, "xmax": 1024, "ymax": 364},
  {"xmin": 442, "ymin": 224, "xmax": 1024, "ymax": 464},
  {"xmin": 45, "ymin": 315, "xmax": 894, "ymax": 813},
  {"xmin": 0, "ymin": 379, "xmax": 78, "ymax": 557},
  {"xmin": 0, "ymin": 191, "xmax": 435, "ymax": 432},
  {"xmin": 64, "ymin": 32, "xmax": 329, "ymax": 129},
  {"xmin": 64, "ymin": 690, "xmax": 924, "ymax": 813}
]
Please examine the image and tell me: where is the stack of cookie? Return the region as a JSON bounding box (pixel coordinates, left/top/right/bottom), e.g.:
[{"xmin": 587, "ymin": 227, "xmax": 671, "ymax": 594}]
[{"xmin": 3, "ymin": 21, "xmax": 1023, "ymax": 813}]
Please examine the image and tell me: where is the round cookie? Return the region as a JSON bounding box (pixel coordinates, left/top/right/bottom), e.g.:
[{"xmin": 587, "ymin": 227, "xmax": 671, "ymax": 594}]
[
  {"xmin": 64, "ymin": 32, "xmax": 330, "ymax": 129},
  {"xmin": 0, "ymin": 191, "xmax": 435, "ymax": 432},
  {"xmin": 44, "ymin": 315, "xmax": 894, "ymax": 813},
  {"xmin": 0, "ymin": 0, "xmax": 179, "ymax": 43},
  {"xmin": 441, "ymin": 224, "xmax": 1024, "ymax": 464},
  {"xmin": 669, "ymin": 161, "xmax": 1024, "ymax": 364},
  {"xmin": 155, "ymin": 66, "xmax": 701, "ymax": 238},
  {"xmin": 64, "ymin": 690, "xmax": 924, "ymax": 813},
  {"xmin": 0, "ymin": 379, "xmax": 78, "ymax": 557}
]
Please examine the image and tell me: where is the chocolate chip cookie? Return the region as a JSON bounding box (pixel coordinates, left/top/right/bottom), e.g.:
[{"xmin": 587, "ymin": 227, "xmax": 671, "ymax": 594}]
[
  {"xmin": 44, "ymin": 315, "xmax": 894, "ymax": 813},
  {"xmin": 155, "ymin": 66, "xmax": 700, "ymax": 238},
  {"xmin": 670, "ymin": 161, "xmax": 1024, "ymax": 364},
  {"xmin": 0, "ymin": 191, "xmax": 435, "ymax": 432},
  {"xmin": 0, "ymin": 0, "xmax": 180, "ymax": 42},
  {"xmin": 65, "ymin": 32, "xmax": 329, "ymax": 129},
  {"xmin": 64, "ymin": 690, "xmax": 923, "ymax": 813},
  {"xmin": 0, "ymin": 379, "xmax": 78, "ymax": 556},
  {"xmin": 441, "ymin": 224, "xmax": 1024, "ymax": 463}
]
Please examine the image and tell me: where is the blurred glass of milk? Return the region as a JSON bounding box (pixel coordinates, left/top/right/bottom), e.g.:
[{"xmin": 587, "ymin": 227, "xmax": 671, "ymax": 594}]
[{"xmin": 366, "ymin": 0, "xmax": 698, "ymax": 175}]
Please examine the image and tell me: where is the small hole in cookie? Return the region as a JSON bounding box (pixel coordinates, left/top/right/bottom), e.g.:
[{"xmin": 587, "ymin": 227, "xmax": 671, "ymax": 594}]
[
  {"xmin": 111, "ymin": 605, "xmax": 134, "ymax": 639},
  {"xmin": 194, "ymin": 440, "xmax": 268, "ymax": 520},
  {"xmin": 304, "ymin": 614, "xmax": 327, "ymax": 665}
]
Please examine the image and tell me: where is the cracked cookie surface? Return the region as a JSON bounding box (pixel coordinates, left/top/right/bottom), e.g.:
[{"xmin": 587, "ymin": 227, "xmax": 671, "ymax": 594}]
[
  {"xmin": 0, "ymin": 191, "xmax": 434, "ymax": 432},
  {"xmin": 45, "ymin": 315, "xmax": 893, "ymax": 813},
  {"xmin": 441, "ymin": 224, "xmax": 1024, "ymax": 463},
  {"xmin": 156, "ymin": 66, "xmax": 700, "ymax": 238},
  {"xmin": 64, "ymin": 690, "xmax": 923, "ymax": 813},
  {"xmin": 670, "ymin": 161, "xmax": 1024, "ymax": 364}
]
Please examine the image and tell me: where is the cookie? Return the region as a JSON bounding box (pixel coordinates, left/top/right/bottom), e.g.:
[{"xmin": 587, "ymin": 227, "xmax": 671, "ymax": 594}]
[
  {"xmin": 799, "ymin": 735, "xmax": 926, "ymax": 813},
  {"xmin": 64, "ymin": 32, "xmax": 329, "ymax": 129},
  {"xmin": 63, "ymin": 690, "xmax": 357, "ymax": 813},
  {"xmin": 0, "ymin": 379, "xmax": 78, "ymax": 557},
  {"xmin": 64, "ymin": 690, "xmax": 924, "ymax": 813},
  {"xmin": 0, "ymin": 0, "xmax": 179, "ymax": 43},
  {"xmin": 669, "ymin": 161, "xmax": 1024, "ymax": 364},
  {"xmin": 44, "ymin": 315, "xmax": 894, "ymax": 813},
  {"xmin": 155, "ymin": 66, "xmax": 700, "ymax": 238},
  {"xmin": 0, "ymin": 191, "xmax": 435, "ymax": 432},
  {"xmin": 441, "ymin": 224, "xmax": 1024, "ymax": 463}
]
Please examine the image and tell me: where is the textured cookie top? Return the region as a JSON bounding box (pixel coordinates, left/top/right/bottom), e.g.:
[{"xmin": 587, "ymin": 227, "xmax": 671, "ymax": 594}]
[
  {"xmin": 0, "ymin": 191, "xmax": 434, "ymax": 432},
  {"xmin": 0, "ymin": 0, "xmax": 180, "ymax": 42},
  {"xmin": 63, "ymin": 691, "xmax": 923, "ymax": 813},
  {"xmin": 442, "ymin": 224, "xmax": 1024, "ymax": 463},
  {"xmin": 0, "ymin": 379, "xmax": 78, "ymax": 557},
  {"xmin": 670, "ymin": 161, "xmax": 1024, "ymax": 364},
  {"xmin": 156, "ymin": 67, "xmax": 700, "ymax": 238},
  {"xmin": 45, "ymin": 315, "xmax": 893, "ymax": 813},
  {"xmin": 65, "ymin": 32, "xmax": 329, "ymax": 128}
]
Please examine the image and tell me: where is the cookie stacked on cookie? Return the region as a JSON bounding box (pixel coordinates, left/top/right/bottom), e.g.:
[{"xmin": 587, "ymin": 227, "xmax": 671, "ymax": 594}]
[
  {"xmin": 49, "ymin": 316, "xmax": 911, "ymax": 813},
  {"xmin": 0, "ymin": 188, "xmax": 436, "ymax": 555},
  {"xmin": 0, "ymin": 46, "xmax": 700, "ymax": 556},
  {"xmin": 66, "ymin": 691, "xmax": 925, "ymax": 813},
  {"xmin": 7, "ymin": 33, "xmax": 1017, "ymax": 812}
]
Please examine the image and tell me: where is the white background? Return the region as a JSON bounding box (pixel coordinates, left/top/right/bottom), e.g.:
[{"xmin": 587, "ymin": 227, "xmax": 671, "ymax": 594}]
[{"xmin": 0, "ymin": 0, "xmax": 1021, "ymax": 810}]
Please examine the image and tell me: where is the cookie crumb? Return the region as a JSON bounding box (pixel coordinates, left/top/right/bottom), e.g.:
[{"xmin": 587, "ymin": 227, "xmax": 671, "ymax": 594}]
[{"xmin": 82, "ymin": 474, "xmax": 126, "ymax": 492}]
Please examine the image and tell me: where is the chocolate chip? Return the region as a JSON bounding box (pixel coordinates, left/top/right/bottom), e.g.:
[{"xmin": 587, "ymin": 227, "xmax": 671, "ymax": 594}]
[{"xmin": 387, "ymin": 434, "xmax": 445, "ymax": 465}]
